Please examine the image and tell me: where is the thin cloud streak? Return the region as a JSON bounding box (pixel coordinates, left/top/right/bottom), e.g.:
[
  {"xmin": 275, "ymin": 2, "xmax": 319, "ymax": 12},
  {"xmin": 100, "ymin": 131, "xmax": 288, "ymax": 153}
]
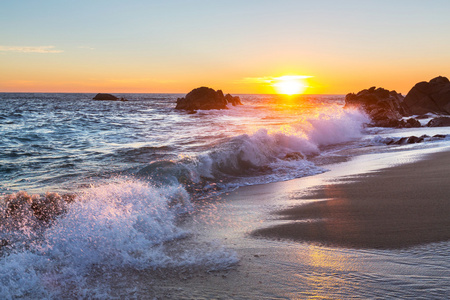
[
  {"xmin": 0, "ymin": 46, "xmax": 63, "ymax": 53},
  {"xmin": 241, "ymin": 75, "xmax": 313, "ymax": 84}
]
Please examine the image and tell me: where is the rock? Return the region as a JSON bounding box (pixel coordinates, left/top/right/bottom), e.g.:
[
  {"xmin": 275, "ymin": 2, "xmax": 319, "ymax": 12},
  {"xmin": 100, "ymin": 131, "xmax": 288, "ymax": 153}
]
[
  {"xmin": 344, "ymin": 87, "xmax": 409, "ymax": 127},
  {"xmin": 2, "ymin": 191, "xmax": 74, "ymax": 223},
  {"xmin": 371, "ymin": 118, "xmax": 403, "ymax": 128},
  {"xmin": 406, "ymin": 136, "xmax": 425, "ymax": 144},
  {"xmin": 427, "ymin": 116, "xmax": 450, "ymax": 127},
  {"xmin": 402, "ymin": 118, "xmax": 421, "ymax": 128},
  {"xmin": 175, "ymin": 87, "xmax": 242, "ymax": 110},
  {"xmin": 379, "ymin": 118, "xmax": 420, "ymax": 129},
  {"xmin": 30, "ymin": 192, "xmax": 71, "ymax": 222},
  {"xmin": 0, "ymin": 239, "xmax": 8, "ymax": 248},
  {"xmin": 415, "ymin": 114, "xmax": 432, "ymax": 119},
  {"xmin": 392, "ymin": 137, "xmax": 408, "ymax": 145},
  {"xmin": 283, "ymin": 152, "xmax": 305, "ymax": 160},
  {"xmin": 224, "ymin": 93, "xmax": 243, "ymax": 106},
  {"xmin": 432, "ymin": 134, "xmax": 447, "ymax": 139},
  {"xmin": 93, "ymin": 93, "xmax": 119, "ymax": 101},
  {"xmin": 403, "ymin": 76, "xmax": 450, "ymax": 115},
  {"xmin": 392, "ymin": 135, "xmax": 425, "ymax": 145}
]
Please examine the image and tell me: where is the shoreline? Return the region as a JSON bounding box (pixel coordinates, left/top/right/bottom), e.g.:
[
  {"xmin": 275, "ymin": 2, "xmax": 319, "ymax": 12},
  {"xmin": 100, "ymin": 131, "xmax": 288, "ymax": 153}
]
[
  {"xmin": 252, "ymin": 150, "xmax": 450, "ymax": 249},
  {"xmin": 140, "ymin": 147, "xmax": 450, "ymax": 298}
]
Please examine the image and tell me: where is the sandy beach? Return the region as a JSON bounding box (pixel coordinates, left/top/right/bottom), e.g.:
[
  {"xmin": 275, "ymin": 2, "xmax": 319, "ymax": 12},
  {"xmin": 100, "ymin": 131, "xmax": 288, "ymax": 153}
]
[
  {"xmin": 253, "ymin": 150, "xmax": 450, "ymax": 249},
  {"xmin": 137, "ymin": 149, "xmax": 450, "ymax": 298}
]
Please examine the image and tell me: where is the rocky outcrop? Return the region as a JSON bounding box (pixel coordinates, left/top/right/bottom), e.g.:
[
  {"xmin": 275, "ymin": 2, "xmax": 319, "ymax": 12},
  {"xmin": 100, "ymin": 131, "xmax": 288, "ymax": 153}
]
[
  {"xmin": 1, "ymin": 191, "xmax": 75, "ymax": 223},
  {"xmin": 403, "ymin": 76, "xmax": 450, "ymax": 115},
  {"xmin": 0, "ymin": 192, "xmax": 76, "ymax": 251},
  {"xmin": 344, "ymin": 87, "xmax": 413, "ymax": 127},
  {"xmin": 283, "ymin": 152, "xmax": 305, "ymax": 161},
  {"xmin": 175, "ymin": 87, "xmax": 242, "ymax": 110},
  {"xmin": 383, "ymin": 134, "xmax": 447, "ymax": 145},
  {"xmin": 389, "ymin": 135, "xmax": 426, "ymax": 145},
  {"xmin": 224, "ymin": 93, "xmax": 242, "ymax": 106},
  {"xmin": 427, "ymin": 116, "xmax": 450, "ymax": 127},
  {"xmin": 93, "ymin": 93, "xmax": 118, "ymax": 100},
  {"xmin": 93, "ymin": 93, "xmax": 127, "ymax": 101}
]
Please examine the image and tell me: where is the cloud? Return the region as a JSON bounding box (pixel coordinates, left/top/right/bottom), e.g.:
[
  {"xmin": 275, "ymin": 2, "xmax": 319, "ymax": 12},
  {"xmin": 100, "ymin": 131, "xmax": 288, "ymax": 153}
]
[
  {"xmin": 0, "ymin": 46, "xmax": 63, "ymax": 53},
  {"xmin": 241, "ymin": 76, "xmax": 275, "ymax": 84},
  {"xmin": 241, "ymin": 75, "xmax": 313, "ymax": 84}
]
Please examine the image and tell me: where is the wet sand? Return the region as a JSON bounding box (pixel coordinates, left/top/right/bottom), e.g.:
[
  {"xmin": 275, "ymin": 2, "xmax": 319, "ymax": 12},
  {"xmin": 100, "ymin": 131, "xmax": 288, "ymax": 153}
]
[
  {"xmin": 104, "ymin": 150, "xmax": 450, "ymax": 299},
  {"xmin": 252, "ymin": 150, "xmax": 450, "ymax": 249}
]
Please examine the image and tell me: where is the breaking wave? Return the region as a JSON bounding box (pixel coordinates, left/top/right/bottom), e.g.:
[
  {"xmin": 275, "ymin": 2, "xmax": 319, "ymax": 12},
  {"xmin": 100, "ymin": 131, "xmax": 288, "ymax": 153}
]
[
  {"xmin": 136, "ymin": 108, "xmax": 369, "ymax": 192},
  {"xmin": 0, "ymin": 181, "xmax": 238, "ymax": 298}
]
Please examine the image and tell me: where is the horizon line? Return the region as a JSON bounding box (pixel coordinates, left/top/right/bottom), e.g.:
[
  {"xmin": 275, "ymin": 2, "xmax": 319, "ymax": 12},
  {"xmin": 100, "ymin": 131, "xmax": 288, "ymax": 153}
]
[{"xmin": 0, "ymin": 91, "xmax": 346, "ymax": 96}]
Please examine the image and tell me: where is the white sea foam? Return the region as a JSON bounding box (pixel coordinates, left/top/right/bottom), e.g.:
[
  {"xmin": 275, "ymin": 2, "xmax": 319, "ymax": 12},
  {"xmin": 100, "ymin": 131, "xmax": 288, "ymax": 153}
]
[
  {"xmin": 156, "ymin": 106, "xmax": 371, "ymax": 188},
  {"xmin": 0, "ymin": 181, "xmax": 238, "ymax": 298}
]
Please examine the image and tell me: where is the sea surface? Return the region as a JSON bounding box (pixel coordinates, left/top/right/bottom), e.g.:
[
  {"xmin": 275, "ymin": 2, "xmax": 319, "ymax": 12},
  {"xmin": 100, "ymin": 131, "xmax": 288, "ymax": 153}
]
[{"xmin": 1, "ymin": 93, "xmax": 450, "ymax": 298}]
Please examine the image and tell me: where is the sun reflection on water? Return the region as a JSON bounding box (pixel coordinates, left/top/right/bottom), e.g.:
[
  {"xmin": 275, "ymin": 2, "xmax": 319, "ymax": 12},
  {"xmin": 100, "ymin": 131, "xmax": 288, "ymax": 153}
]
[{"xmin": 296, "ymin": 245, "xmax": 360, "ymax": 299}]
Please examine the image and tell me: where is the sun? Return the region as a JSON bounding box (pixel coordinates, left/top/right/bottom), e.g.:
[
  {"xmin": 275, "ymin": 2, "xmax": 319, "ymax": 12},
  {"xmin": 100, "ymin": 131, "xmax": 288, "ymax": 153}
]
[{"xmin": 273, "ymin": 75, "xmax": 308, "ymax": 95}]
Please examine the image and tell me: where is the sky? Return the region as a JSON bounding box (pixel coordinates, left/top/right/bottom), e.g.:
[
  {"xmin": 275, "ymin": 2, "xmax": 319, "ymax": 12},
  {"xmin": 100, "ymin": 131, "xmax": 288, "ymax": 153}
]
[{"xmin": 1, "ymin": 0, "xmax": 450, "ymax": 94}]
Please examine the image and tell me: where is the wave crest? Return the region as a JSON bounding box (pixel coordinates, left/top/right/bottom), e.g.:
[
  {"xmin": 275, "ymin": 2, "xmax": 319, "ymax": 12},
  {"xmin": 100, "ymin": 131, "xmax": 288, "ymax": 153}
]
[
  {"xmin": 136, "ymin": 108, "xmax": 369, "ymax": 190},
  {"xmin": 0, "ymin": 181, "xmax": 238, "ymax": 298}
]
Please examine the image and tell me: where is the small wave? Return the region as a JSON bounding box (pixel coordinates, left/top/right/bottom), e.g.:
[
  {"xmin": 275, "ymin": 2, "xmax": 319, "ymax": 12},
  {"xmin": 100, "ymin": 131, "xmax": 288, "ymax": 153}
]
[{"xmin": 116, "ymin": 145, "xmax": 175, "ymax": 163}]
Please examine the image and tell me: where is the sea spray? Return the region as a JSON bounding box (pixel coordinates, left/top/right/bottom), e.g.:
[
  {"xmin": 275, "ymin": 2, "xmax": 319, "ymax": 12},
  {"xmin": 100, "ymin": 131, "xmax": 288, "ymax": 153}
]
[
  {"xmin": 305, "ymin": 108, "xmax": 369, "ymax": 146},
  {"xmin": 136, "ymin": 106, "xmax": 370, "ymax": 190},
  {"xmin": 0, "ymin": 181, "xmax": 238, "ymax": 298}
]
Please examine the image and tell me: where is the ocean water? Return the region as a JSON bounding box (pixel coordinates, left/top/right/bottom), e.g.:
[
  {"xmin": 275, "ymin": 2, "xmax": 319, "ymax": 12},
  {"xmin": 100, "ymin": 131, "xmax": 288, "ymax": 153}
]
[
  {"xmin": 0, "ymin": 93, "xmax": 369, "ymax": 195},
  {"xmin": 1, "ymin": 93, "xmax": 449, "ymax": 298}
]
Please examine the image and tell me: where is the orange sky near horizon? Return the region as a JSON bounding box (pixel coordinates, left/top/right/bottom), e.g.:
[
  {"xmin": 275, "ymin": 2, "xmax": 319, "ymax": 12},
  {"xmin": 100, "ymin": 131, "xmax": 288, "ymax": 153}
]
[{"xmin": 1, "ymin": 1, "xmax": 450, "ymax": 95}]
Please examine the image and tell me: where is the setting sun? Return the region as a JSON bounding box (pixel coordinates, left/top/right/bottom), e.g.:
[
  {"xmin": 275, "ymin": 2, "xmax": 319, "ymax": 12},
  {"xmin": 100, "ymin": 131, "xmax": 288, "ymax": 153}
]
[{"xmin": 273, "ymin": 76, "xmax": 309, "ymax": 95}]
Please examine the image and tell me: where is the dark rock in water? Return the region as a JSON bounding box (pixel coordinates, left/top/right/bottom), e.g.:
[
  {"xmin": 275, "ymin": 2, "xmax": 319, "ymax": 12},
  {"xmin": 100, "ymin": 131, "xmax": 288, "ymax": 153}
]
[
  {"xmin": 432, "ymin": 134, "xmax": 447, "ymax": 139},
  {"xmin": 403, "ymin": 76, "xmax": 450, "ymax": 115},
  {"xmin": 0, "ymin": 239, "xmax": 8, "ymax": 249},
  {"xmin": 1, "ymin": 191, "xmax": 74, "ymax": 224},
  {"xmin": 386, "ymin": 135, "xmax": 429, "ymax": 145},
  {"xmin": 406, "ymin": 136, "xmax": 425, "ymax": 144},
  {"xmin": 93, "ymin": 93, "xmax": 119, "ymax": 101},
  {"xmin": 404, "ymin": 118, "xmax": 421, "ymax": 128},
  {"xmin": 284, "ymin": 152, "xmax": 305, "ymax": 161},
  {"xmin": 224, "ymin": 93, "xmax": 243, "ymax": 106},
  {"xmin": 427, "ymin": 116, "xmax": 450, "ymax": 127},
  {"xmin": 392, "ymin": 137, "xmax": 408, "ymax": 145},
  {"xmin": 345, "ymin": 76, "xmax": 450, "ymax": 127},
  {"xmin": 392, "ymin": 135, "xmax": 425, "ymax": 145},
  {"xmin": 344, "ymin": 87, "xmax": 409, "ymax": 127},
  {"xmin": 415, "ymin": 114, "xmax": 432, "ymax": 119},
  {"xmin": 385, "ymin": 138, "xmax": 396, "ymax": 145},
  {"xmin": 175, "ymin": 87, "xmax": 242, "ymax": 110},
  {"xmin": 372, "ymin": 118, "xmax": 407, "ymax": 128}
]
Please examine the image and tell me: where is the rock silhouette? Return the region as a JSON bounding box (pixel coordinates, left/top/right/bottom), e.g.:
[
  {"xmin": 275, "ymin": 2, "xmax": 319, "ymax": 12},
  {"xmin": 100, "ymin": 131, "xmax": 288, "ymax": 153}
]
[
  {"xmin": 175, "ymin": 87, "xmax": 242, "ymax": 110},
  {"xmin": 344, "ymin": 87, "xmax": 412, "ymax": 127},
  {"xmin": 427, "ymin": 116, "xmax": 450, "ymax": 127},
  {"xmin": 92, "ymin": 93, "xmax": 127, "ymax": 101},
  {"xmin": 404, "ymin": 76, "xmax": 450, "ymax": 115}
]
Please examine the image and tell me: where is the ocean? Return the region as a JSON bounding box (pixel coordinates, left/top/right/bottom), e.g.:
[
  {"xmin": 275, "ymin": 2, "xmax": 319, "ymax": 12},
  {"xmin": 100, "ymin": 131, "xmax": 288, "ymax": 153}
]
[{"xmin": 1, "ymin": 93, "xmax": 450, "ymax": 298}]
